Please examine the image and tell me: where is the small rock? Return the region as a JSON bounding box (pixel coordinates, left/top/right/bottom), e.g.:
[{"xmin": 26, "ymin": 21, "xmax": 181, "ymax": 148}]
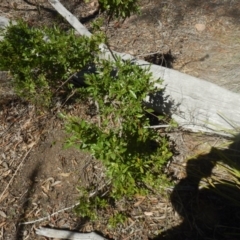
[{"xmin": 195, "ymin": 23, "xmax": 206, "ymax": 32}]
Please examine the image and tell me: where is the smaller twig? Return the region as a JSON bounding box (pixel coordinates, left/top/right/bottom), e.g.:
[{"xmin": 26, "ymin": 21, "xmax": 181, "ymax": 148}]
[
  {"xmin": 0, "ymin": 146, "xmax": 34, "ymax": 202},
  {"xmin": 60, "ymin": 89, "xmax": 77, "ymax": 108},
  {"xmin": 95, "ymin": 100, "xmax": 99, "ymax": 113},
  {"xmin": 144, "ymin": 109, "xmax": 168, "ymax": 122},
  {"xmin": 95, "ymin": 100, "xmax": 101, "ymax": 128},
  {"xmin": 54, "ymin": 72, "xmax": 76, "ymax": 95},
  {"xmin": 20, "ymin": 203, "xmax": 80, "ymax": 225},
  {"xmin": 90, "ymin": 180, "xmax": 111, "ymax": 198},
  {"xmin": 217, "ymin": 112, "xmax": 239, "ymax": 131},
  {"xmin": 105, "ymin": 42, "xmax": 118, "ymax": 62},
  {"xmin": 136, "ymin": 51, "xmax": 161, "ymax": 58},
  {"xmin": 144, "ymin": 125, "xmax": 170, "ymax": 129}
]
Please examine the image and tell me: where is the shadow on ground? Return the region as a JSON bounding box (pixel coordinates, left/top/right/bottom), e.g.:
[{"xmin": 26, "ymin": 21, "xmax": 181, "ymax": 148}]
[
  {"xmin": 15, "ymin": 163, "xmax": 41, "ymax": 240},
  {"xmin": 152, "ymin": 134, "xmax": 240, "ymax": 240}
]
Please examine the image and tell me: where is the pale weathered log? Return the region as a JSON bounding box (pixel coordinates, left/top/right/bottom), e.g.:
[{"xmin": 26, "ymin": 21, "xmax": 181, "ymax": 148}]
[
  {"xmin": 48, "ymin": 0, "xmax": 91, "ymax": 37},
  {"xmin": 46, "ymin": 0, "xmax": 240, "ymax": 136},
  {"xmin": 0, "ymin": 16, "xmax": 16, "ymax": 40},
  {"xmin": 36, "ymin": 227, "xmax": 107, "ymax": 240}
]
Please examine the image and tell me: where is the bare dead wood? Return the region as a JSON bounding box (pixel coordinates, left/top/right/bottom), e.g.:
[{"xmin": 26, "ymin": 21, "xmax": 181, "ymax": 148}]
[
  {"xmin": 36, "ymin": 227, "xmax": 107, "ymax": 240},
  {"xmin": 47, "ymin": 0, "xmax": 240, "ymax": 136},
  {"xmin": 47, "ymin": 0, "xmax": 120, "ymax": 62},
  {"xmin": 48, "ymin": 0, "xmax": 91, "ymax": 37}
]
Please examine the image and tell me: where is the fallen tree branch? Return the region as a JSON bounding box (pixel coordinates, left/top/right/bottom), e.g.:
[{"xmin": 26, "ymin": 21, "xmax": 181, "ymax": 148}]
[
  {"xmin": 19, "ymin": 202, "xmax": 80, "ymax": 225},
  {"xmin": 48, "ymin": 0, "xmax": 91, "ymax": 37},
  {"xmin": 36, "ymin": 227, "xmax": 107, "ymax": 240},
  {"xmin": 47, "ymin": 0, "xmax": 123, "ymax": 62}
]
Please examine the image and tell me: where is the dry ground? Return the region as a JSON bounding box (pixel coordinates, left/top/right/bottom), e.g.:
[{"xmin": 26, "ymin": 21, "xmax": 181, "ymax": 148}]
[
  {"xmin": 0, "ymin": 0, "xmax": 240, "ymax": 239},
  {"xmin": 106, "ymin": 0, "xmax": 240, "ymax": 93}
]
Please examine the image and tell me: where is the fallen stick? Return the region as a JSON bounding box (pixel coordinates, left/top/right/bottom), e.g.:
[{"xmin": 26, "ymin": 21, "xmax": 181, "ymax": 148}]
[
  {"xmin": 47, "ymin": 0, "xmax": 130, "ymax": 62},
  {"xmin": 48, "ymin": 0, "xmax": 91, "ymax": 37},
  {"xmin": 36, "ymin": 227, "xmax": 107, "ymax": 240},
  {"xmin": 47, "ymin": 0, "xmax": 114, "ymax": 59},
  {"xmin": 20, "ymin": 202, "xmax": 79, "ymax": 225},
  {"xmin": 144, "ymin": 124, "xmax": 170, "ymax": 129}
]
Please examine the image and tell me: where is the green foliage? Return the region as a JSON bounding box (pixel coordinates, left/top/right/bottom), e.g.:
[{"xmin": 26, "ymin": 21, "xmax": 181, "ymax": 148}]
[
  {"xmin": 65, "ymin": 58, "xmax": 172, "ymax": 203},
  {"xmin": 75, "ymin": 189, "xmax": 108, "ymax": 220},
  {"xmin": 0, "ymin": 17, "xmax": 172, "ymax": 224},
  {"xmin": 98, "ymin": 0, "xmax": 140, "ymax": 20},
  {"xmin": 91, "ymin": 17, "xmax": 104, "ymax": 33},
  {"xmin": 0, "ymin": 21, "xmax": 104, "ymax": 106},
  {"xmin": 108, "ymin": 212, "xmax": 127, "ymax": 229}
]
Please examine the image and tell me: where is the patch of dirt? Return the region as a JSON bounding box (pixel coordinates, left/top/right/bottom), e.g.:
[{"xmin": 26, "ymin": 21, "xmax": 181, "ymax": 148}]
[
  {"xmin": 105, "ymin": 0, "xmax": 240, "ymax": 93},
  {"xmin": 1, "ymin": 96, "xmax": 238, "ymax": 240},
  {"xmin": 1, "ymin": 0, "xmax": 240, "ymax": 239},
  {"xmin": 0, "ymin": 98, "xmax": 178, "ymax": 240}
]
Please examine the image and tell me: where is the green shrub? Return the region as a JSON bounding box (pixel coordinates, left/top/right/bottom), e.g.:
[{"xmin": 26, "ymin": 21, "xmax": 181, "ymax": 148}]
[
  {"xmin": 0, "ymin": 20, "xmax": 172, "ymax": 224},
  {"xmin": 0, "ymin": 21, "xmax": 104, "ymax": 106},
  {"xmin": 65, "ymin": 58, "xmax": 172, "ymax": 212},
  {"xmin": 100, "ymin": 0, "xmax": 140, "ymax": 19},
  {"xmin": 87, "ymin": 0, "xmax": 140, "ymax": 20}
]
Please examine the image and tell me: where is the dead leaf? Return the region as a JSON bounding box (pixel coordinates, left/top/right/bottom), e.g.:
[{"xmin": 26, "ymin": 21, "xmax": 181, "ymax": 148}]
[
  {"xmin": 41, "ymin": 185, "xmax": 49, "ymax": 193},
  {"xmin": 90, "ymin": 0, "xmax": 99, "ymax": 8},
  {"xmin": 134, "ymin": 197, "xmax": 146, "ymax": 207},
  {"xmin": 42, "ymin": 177, "xmax": 54, "ymax": 185},
  {"xmin": 0, "ymin": 221, "xmax": 6, "ymax": 227},
  {"xmin": 21, "ymin": 119, "xmax": 31, "ymax": 129},
  {"xmin": 41, "ymin": 191, "xmax": 49, "ymax": 199},
  {"xmin": 134, "ymin": 194, "xmax": 145, "ymax": 199},
  {"xmin": 2, "ymin": 170, "xmax": 11, "ymax": 177},
  {"xmin": 27, "ymin": 141, "xmax": 37, "ymax": 148},
  {"xmin": 0, "ymin": 191, "xmax": 9, "ymax": 204},
  {"xmin": 2, "ymin": 162, "xmax": 8, "ymax": 170},
  {"xmin": 58, "ymin": 172, "xmax": 71, "ymax": 177},
  {"xmin": 0, "ymin": 210, "xmax": 7, "ymax": 218},
  {"xmin": 144, "ymin": 211, "xmax": 153, "ymax": 216},
  {"xmin": 51, "ymin": 181, "xmax": 62, "ymax": 187},
  {"xmin": 149, "ymin": 197, "xmax": 158, "ymax": 204},
  {"xmin": 127, "ymin": 50, "xmax": 135, "ymax": 55}
]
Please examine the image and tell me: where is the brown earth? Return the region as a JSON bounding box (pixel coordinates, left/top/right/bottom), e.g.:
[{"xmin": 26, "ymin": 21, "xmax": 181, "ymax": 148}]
[
  {"xmin": 105, "ymin": 0, "xmax": 240, "ymax": 93},
  {"xmin": 0, "ymin": 0, "xmax": 240, "ymax": 240}
]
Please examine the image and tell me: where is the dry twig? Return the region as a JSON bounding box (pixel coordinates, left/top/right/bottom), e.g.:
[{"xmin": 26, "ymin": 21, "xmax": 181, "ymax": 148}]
[
  {"xmin": 20, "ymin": 202, "xmax": 80, "ymax": 225},
  {"xmin": 0, "ymin": 146, "xmax": 34, "ymax": 202}
]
